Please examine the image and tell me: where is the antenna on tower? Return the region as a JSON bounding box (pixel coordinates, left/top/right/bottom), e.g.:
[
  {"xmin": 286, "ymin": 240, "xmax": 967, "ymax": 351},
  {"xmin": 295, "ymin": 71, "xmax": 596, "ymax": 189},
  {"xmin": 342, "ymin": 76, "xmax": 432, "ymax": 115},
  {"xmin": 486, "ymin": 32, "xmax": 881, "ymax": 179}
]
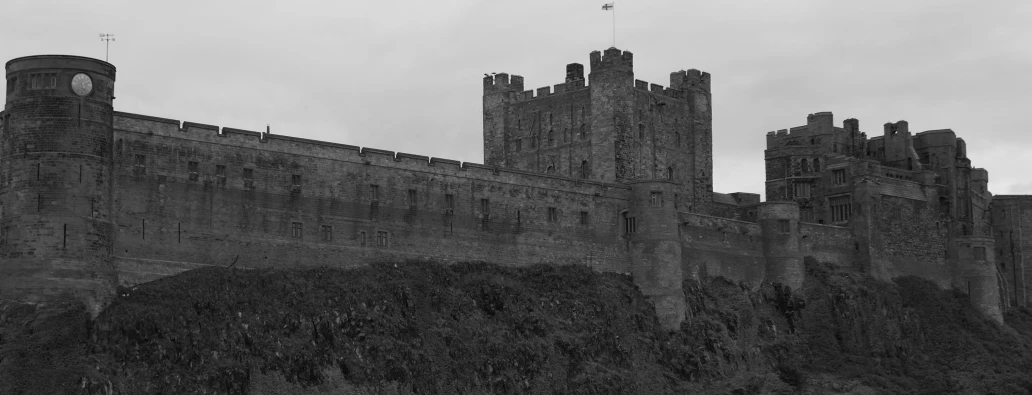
[{"xmin": 99, "ymin": 34, "xmax": 115, "ymax": 62}]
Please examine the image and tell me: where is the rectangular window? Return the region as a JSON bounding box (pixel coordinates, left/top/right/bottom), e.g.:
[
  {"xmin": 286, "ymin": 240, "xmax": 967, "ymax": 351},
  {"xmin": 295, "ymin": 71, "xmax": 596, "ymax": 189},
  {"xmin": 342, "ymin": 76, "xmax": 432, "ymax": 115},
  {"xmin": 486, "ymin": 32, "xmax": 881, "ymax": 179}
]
[
  {"xmin": 829, "ymin": 195, "xmax": 852, "ymax": 223},
  {"xmin": 650, "ymin": 191, "xmax": 663, "ymax": 207},
  {"xmin": 792, "ymin": 182, "xmax": 811, "ymax": 198},
  {"xmin": 291, "ymin": 222, "xmax": 302, "ymax": 238},
  {"xmin": 291, "ymin": 174, "xmax": 302, "ymax": 192},
  {"xmin": 547, "ymin": 207, "xmax": 558, "ymax": 222},
  {"xmin": 243, "ymin": 168, "xmax": 254, "ymax": 188},
  {"xmin": 480, "ymin": 198, "xmax": 490, "ymax": 231},
  {"xmin": 832, "ymin": 169, "xmax": 846, "ymax": 185},
  {"xmin": 215, "ymin": 165, "xmax": 226, "ymax": 186},
  {"xmin": 515, "ymin": 139, "xmax": 522, "ymax": 152},
  {"xmin": 370, "ymin": 184, "xmax": 380, "ymax": 201},
  {"xmin": 580, "ymin": 211, "xmax": 589, "ymax": 225},
  {"xmin": 133, "ymin": 154, "xmax": 146, "ymax": 175},
  {"xmin": 407, "ymin": 189, "xmax": 418, "ymax": 208},
  {"xmin": 188, "ymin": 161, "xmax": 199, "ymax": 181},
  {"xmin": 444, "ymin": 193, "xmax": 455, "ymax": 215},
  {"xmin": 360, "ymin": 231, "xmax": 367, "ymax": 246},
  {"xmin": 973, "ymin": 246, "xmax": 986, "ymax": 261},
  {"xmin": 321, "ymin": 225, "xmax": 333, "ymax": 242},
  {"xmin": 619, "ymin": 214, "xmax": 635, "ymax": 237},
  {"xmin": 778, "ymin": 219, "xmax": 790, "ymax": 233},
  {"xmin": 376, "ymin": 231, "xmax": 389, "ymax": 247}
]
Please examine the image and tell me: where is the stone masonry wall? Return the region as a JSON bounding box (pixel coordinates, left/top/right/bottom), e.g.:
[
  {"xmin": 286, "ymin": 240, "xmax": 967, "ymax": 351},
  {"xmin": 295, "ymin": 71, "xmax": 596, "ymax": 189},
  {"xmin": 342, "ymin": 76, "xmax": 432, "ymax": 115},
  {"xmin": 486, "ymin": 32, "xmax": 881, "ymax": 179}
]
[
  {"xmin": 678, "ymin": 212, "xmax": 764, "ymax": 287},
  {"xmin": 111, "ymin": 112, "xmax": 632, "ymax": 286}
]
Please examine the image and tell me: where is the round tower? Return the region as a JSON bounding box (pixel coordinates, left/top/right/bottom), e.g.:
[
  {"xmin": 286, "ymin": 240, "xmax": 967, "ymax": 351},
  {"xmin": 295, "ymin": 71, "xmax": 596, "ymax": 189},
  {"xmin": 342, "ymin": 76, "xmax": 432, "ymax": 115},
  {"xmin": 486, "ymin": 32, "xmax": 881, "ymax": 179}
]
[
  {"xmin": 758, "ymin": 201, "xmax": 803, "ymax": 289},
  {"xmin": 1, "ymin": 55, "xmax": 117, "ymax": 315},
  {"xmin": 627, "ymin": 180, "xmax": 684, "ymax": 330}
]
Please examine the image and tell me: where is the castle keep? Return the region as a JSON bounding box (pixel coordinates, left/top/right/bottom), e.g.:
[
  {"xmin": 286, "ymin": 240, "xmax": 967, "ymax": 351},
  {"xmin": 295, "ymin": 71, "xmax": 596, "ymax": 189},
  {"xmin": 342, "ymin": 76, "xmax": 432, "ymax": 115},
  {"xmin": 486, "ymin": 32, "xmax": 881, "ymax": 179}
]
[{"xmin": 1, "ymin": 50, "xmax": 1028, "ymax": 329}]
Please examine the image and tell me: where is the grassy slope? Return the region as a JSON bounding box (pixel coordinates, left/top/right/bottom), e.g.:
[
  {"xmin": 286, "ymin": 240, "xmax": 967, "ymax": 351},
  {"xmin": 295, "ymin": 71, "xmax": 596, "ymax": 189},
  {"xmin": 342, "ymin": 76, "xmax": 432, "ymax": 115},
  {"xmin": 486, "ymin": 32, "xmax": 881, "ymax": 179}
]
[{"xmin": 3, "ymin": 258, "xmax": 1032, "ymax": 394}]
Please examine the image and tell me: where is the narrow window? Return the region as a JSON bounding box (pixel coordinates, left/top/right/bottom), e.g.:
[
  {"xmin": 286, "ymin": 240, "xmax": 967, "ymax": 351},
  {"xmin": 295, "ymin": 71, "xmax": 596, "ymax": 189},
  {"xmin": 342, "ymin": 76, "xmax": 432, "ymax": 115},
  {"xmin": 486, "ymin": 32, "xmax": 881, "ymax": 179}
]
[
  {"xmin": 188, "ymin": 161, "xmax": 199, "ymax": 181},
  {"xmin": 134, "ymin": 155, "xmax": 146, "ymax": 176},
  {"xmin": 548, "ymin": 130, "xmax": 555, "ymax": 146},
  {"xmin": 90, "ymin": 198, "xmax": 95, "ymax": 218},
  {"xmin": 515, "ymin": 139, "xmax": 522, "ymax": 152},
  {"xmin": 360, "ymin": 231, "xmax": 367, "ymax": 246},
  {"xmin": 178, "ymin": 222, "xmax": 182, "ymax": 243},
  {"xmin": 650, "ymin": 191, "xmax": 662, "ymax": 207},
  {"xmin": 407, "ymin": 189, "xmax": 417, "ymax": 208},
  {"xmin": 547, "ymin": 207, "xmax": 558, "ymax": 222},
  {"xmin": 79, "ymin": 165, "xmax": 83, "ymax": 183},
  {"xmin": 638, "ymin": 124, "xmax": 644, "ymax": 138},
  {"xmin": 63, "ymin": 224, "xmax": 67, "ymax": 249},
  {"xmin": 291, "ymin": 174, "xmax": 302, "ymax": 192},
  {"xmin": 376, "ymin": 231, "xmax": 389, "ymax": 247},
  {"xmin": 530, "ymin": 134, "xmax": 537, "ymax": 148},
  {"xmin": 778, "ymin": 219, "xmax": 790, "ymax": 233},
  {"xmin": 675, "ymin": 132, "xmax": 681, "ymax": 147},
  {"xmin": 38, "ymin": 194, "xmax": 43, "ymax": 211},
  {"xmin": 480, "ymin": 198, "xmax": 490, "ymax": 230},
  {"xmin": 580, "ymin": 211, "xmax": 589, "ymax": 225},
  {"xmin": 444, "ymin": 193, "xmax": 454, "ymax": 215},
  {"xmin": 666, "ymin": 167, "xmax": 674, "ymax": 181},
  {"xmin": 215, "ymin": 165, "xmax": 226, "ymax": 186},
  {"xmin": 813, "ymin": 158, "xmax": 820, "ymax": 172},
  {"xmin": 36, "ymin": 163, "xmax": 41, "ymax": 180},
  {"xmin": 243, "ymin": 168, "xmax": 254, "ymax": 188},
  {"xmin": 142, "ymin": 219, "xmax": 146, "ymax": 240},
  {"xmin": 801, "ymin": 158, "xmax": 810, "ymax": 173},
  {"xmin": 370, "ymin": 184, "xmax": 380, "ymax": 201},
  {"xmin": 580, "ymin": 160, "xmax": 589, "ymax": 179},
  {"xmin": 291, "ymin": 222, "xmax": 303, "ymax": 239},
  {"xmin": 579, "ymin": 124, "xmax": 586, "ymax": 139},
  {"xmin": 516, "ymin": 210, "xmax": 521, "ymax": 225},
  {"xmin": 321, "ymin": 225, "xmax": 333, "ymax": 242}
]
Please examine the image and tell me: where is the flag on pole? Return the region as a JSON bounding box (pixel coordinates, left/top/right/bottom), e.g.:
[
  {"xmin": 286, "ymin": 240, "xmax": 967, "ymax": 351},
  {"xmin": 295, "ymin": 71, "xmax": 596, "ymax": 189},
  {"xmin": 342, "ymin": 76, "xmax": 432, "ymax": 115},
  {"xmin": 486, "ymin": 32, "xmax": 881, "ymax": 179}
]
[{"xmin": 602, "ymin": 2, "xmax": 614, "ymax": 10}]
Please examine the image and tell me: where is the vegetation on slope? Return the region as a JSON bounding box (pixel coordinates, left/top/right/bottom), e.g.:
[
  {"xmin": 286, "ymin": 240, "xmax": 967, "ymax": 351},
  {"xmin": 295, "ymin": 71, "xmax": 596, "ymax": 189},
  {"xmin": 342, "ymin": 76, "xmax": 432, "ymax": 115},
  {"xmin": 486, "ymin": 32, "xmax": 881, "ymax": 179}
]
[{"xmin": 2, "ymin": 258, "xmax": 1032, "ymax": 394}]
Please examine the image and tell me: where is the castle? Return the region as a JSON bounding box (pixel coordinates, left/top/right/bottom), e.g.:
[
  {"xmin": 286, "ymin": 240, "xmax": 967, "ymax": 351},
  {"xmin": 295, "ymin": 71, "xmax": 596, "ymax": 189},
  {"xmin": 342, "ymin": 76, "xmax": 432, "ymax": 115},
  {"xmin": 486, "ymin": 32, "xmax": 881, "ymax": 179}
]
[{"xmin": 1, "ymin": 49, "xmax": 1029, "ymax": 329}]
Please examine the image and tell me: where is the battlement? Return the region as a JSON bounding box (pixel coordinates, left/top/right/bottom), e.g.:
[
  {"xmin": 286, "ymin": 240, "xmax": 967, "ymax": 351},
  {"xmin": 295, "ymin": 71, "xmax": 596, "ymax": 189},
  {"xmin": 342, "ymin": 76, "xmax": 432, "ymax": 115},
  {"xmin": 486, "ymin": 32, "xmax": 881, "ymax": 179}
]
[
  {"xmin": 483, "ymin": 73, "xmax": 525, "ymax": 93},
  {"xmin": 112, "ymin": 111, "xmax": 627, "ymax": 194},
  {"xmin": 669, "ymin": 69, "xmax": 711, "ymax": 92},
  {"xmin": 633, "ymin": 79, "xmax": 689, "ymax": 99},
  {"xmin": 589, "ymin": 47, "xmax": 633, "ymax": 72},
  {"xmin": 512, "ymin": 79, "xmax": 588, "ymax": 102}
]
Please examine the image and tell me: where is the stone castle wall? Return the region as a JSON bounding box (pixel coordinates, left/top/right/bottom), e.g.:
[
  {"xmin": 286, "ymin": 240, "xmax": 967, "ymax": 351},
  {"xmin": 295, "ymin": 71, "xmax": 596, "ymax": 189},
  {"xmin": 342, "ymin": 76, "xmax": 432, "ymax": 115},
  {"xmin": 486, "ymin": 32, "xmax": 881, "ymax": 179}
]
[{"xmin": 110, "ymin": 112, "xmax": 633, "ymax": 286}]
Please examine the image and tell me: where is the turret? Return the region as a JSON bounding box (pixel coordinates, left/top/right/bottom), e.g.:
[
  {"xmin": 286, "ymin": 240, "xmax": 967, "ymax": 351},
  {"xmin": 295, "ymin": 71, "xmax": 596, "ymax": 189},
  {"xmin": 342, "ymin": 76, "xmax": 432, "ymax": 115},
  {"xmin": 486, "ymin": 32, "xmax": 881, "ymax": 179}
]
[
  {"xmin": 758, "ymin": 202, "xmax": 803, "ymax": 289},
  {"xmin": 482, "ymin": 72, "xmax": 523, "ymax": 167},
  {"xmin": 589, "ymin": 48, "xmax": 635, "ymax": 182},
  {"xmin": 627, "ymin": 180, "xmax": 684, "ymax": 330},
  {"xmin": 1, "ymin": 55, "xmax": 117, "ymax": 316}
]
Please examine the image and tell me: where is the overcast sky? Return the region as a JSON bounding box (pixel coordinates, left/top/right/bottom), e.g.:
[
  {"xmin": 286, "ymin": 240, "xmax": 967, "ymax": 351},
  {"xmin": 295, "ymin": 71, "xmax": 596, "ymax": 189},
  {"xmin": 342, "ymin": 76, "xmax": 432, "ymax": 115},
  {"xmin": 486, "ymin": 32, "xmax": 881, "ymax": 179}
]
[{"xmin": 4, "ymin": 0, "xmax": 1030, "ymax": 198}]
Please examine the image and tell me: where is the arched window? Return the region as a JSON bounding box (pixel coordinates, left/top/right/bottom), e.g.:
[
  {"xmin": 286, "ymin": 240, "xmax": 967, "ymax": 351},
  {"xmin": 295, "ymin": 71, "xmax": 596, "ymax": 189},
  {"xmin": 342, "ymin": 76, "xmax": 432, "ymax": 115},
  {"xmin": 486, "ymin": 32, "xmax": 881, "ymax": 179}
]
[
  {"xmin": 813, "ymin": 158, "xmax": 820, "ymax": 172},
  {"xmin": 579, "ymin": 124, "xmax": 587, "ymax": 139},
  {"xmin": 667, "ymin": 167, "xmax": 674, "ymax": 180},
  {"xmin": 580, "ymin": 160, "xmax": 589, "ymax": 179},
  {"xmin": 548, "ymin": 130, "xmax": 554, "ymax": 146},
  {"xmin": 546, "ymin": 164, "xmax": 555, "ymax": 174},
  {"xmin": 801, "ymin": 158, "xmax": 809, "ymax": 173}
]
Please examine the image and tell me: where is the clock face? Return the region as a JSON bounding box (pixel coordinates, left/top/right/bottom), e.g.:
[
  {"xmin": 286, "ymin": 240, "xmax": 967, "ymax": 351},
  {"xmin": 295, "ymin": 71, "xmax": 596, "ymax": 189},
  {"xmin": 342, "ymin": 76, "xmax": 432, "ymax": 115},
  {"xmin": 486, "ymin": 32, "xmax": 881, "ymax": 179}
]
[{"xmin": 71, "ymin": 73, "xmax": 93, "ymax": 96}]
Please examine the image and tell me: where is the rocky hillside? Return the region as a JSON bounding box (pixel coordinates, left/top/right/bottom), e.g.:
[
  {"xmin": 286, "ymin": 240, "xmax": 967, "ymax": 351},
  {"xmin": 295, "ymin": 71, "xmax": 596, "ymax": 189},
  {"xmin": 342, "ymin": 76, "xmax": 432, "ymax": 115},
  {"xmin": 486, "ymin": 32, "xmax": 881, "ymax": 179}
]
[{"xmin": 2, "ymin": 258, "xmax": 1031, "ymax": 394}]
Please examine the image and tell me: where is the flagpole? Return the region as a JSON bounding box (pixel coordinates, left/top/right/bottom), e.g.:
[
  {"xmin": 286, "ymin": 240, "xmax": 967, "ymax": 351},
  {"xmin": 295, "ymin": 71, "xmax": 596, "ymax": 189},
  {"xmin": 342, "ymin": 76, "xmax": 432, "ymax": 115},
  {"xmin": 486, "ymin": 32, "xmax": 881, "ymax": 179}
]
[{"xmin": 612, "ymin": 4, "xmax": 616, "ymax": 47}]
